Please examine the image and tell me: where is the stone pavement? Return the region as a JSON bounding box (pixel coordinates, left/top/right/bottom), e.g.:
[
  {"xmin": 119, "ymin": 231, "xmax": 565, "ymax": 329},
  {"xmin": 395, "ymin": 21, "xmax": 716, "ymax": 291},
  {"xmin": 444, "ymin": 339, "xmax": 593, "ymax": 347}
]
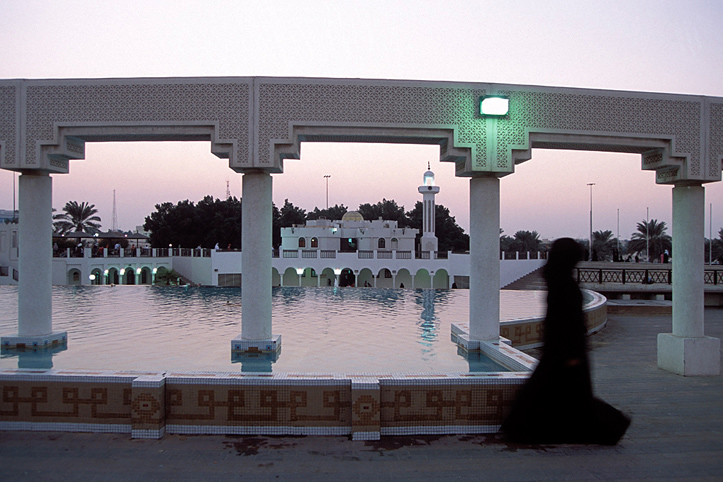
[{"xmin": 2, "ymin": 309, "xmax": 722, "ymax": 482}]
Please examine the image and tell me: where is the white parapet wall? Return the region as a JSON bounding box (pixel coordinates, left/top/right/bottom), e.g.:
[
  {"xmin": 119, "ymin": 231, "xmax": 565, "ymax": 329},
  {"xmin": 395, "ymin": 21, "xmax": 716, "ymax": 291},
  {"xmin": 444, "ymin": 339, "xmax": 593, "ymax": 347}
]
[{"xmin": 499, "ymin": 259, "xmax": 546, "ymax": 288}]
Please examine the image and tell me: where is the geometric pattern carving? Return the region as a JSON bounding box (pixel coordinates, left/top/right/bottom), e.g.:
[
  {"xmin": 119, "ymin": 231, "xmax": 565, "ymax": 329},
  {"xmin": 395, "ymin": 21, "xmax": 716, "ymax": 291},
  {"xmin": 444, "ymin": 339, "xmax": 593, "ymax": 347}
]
[
  {"xmin": 710, "ymin": 101, "xmax": 723, "ymax": 180},
  {"xmin": 256, "ymin": 80, "xmax": 487, "ymax": 170},
  {"xmin": 166, "ymin": 385, "xmax": 351, "ymax": 425},
  {"xmin": 0, "ymin": 85, "xmax": 17, "ymax": 166},
  {"xmin": 22, "ymin": 79, "xmax": 251, "ymax": 170},
  {"xmin": 379, "ymin": 384, "xmax": 517, "ymax": 427},
  {"xmin": 1, "ymin": 370, "xmax": 530, "ymax": 438},
  {"xmin": 500, "ymin": 90, "xmax": 702, "ymax": 179},
  {"xmin": 0, "ymin": 77, "xmax": 720, "ymax": 184},
  {"xmin": 1, "ymin": 383, "xmax": 131, "ymax": 421}
]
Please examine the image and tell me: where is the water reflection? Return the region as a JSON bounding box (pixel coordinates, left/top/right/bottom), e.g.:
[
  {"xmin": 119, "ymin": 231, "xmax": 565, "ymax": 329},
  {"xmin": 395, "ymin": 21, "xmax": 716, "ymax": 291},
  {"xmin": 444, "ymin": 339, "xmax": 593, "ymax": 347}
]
[
  {"xmin": 1, "ymin": 344, "xmax": 67, "ymax": 369},
  {"xmin": 232, "ymin": 350, "xmax": 278, "ymax": 373},
  {"xmin": 0, "ymin": 286, "xmax": 510, "ymax": 373},
  {"xmin": 414, "ymin": 289, "xmax": 451, "ymax": 347}
]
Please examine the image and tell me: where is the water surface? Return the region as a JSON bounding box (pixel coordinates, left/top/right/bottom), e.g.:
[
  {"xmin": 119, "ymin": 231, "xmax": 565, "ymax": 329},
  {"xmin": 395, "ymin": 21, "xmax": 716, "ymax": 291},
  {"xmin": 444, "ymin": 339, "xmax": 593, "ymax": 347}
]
[{"xmin": 0, "ymin": 286, "xmax": 507, "ymax": 373}]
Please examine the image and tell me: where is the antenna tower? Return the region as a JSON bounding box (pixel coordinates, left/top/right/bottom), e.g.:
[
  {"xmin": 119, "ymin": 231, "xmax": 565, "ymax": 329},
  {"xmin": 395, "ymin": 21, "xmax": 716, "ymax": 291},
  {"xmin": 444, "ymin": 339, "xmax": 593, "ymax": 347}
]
[
  {"xmin": 226, "ymin": 180, "xmax": 231, "ymax": 199},
  {"xmin": 111, "ymin": 189, "xmax": 118, "ymax": 231}
]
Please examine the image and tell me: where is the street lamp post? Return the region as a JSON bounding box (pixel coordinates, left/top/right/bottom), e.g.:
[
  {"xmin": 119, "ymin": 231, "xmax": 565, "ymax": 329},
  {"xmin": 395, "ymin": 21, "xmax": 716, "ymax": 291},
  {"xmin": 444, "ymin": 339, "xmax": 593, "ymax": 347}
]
[
  {"xmin": 324, "ymin": 175, "xmax": 331, "ymax": 210},
  {"xmin": 587, "ymin": 183, "xmax": 595, "ymax": 261},
  {"xmin": 646, "ymin": 207, "xmax": 649, "ymax": 262}
]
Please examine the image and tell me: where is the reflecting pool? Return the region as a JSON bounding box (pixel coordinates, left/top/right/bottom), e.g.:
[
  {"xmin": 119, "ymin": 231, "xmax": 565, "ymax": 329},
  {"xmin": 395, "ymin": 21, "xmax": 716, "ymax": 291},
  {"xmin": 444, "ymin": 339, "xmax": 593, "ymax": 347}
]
[{"xmin": 0, "ymin": 286, "xmax": 510, "ymax": 373}]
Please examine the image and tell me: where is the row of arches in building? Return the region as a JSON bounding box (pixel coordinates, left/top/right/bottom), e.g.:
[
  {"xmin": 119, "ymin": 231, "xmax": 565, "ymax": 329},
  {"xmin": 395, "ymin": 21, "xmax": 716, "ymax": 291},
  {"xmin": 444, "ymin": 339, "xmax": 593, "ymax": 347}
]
[
  {"xmin": 273, "ymin": 267, "xmax": 450, "ymax": 289},
  {"xmin": 298, "ymin": 237, "xmax": 400, "ymax": 249},
  {"xmin": 66, "ymin": 266, "xmax": 169, "ymax": 285}
]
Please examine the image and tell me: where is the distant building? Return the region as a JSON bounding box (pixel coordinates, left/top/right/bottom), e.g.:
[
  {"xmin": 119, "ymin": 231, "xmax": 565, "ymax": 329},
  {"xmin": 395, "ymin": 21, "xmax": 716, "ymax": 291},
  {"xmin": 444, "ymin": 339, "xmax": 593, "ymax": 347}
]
[
  {"xmin": 0, "ymin": 168, "xmax": 545, "ymax": 288},
  {"xmin": 0, "ymin": 209, "xmax": 18, "ymax": 224},
  {"xmin": 281, "ymin": 212, "xmax": 418, "ymax": 255}
]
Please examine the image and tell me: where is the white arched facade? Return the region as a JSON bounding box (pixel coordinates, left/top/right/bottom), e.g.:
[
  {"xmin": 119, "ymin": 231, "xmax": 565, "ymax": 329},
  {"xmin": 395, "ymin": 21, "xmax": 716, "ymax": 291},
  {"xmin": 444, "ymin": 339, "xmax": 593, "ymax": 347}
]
[{"xmin": 1, "ymin": 77, "xmax": 721, "ymax": 375}]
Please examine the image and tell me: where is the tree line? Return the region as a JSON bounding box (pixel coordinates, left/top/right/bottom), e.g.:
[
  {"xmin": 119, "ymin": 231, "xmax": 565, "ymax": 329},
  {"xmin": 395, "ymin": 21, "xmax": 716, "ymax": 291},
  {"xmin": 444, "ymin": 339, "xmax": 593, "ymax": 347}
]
[
  {"xmin": 142, "ymin": 196, "xmax": 470, "ymax": 252},
  {"xmin": 51, "ymin": 198, "xmax": 723, "ymax": 263}
]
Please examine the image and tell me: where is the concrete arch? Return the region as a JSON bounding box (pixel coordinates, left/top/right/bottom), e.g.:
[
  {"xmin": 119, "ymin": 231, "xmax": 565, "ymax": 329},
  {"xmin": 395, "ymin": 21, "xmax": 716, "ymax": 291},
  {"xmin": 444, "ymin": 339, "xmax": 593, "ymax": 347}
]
[
  {"xmin": 90, "ymin": 268, "xmax": 103, "ymax": 285},
  {"xmin": 375, "ymin": 268, "xmax": 394, "ymax": 289},
  {"xmin": 106, "ymin": 267, "xmax": 120, "ymax": 285},
  {"xmin": 272, "ymin": 268, "xmax": 281, "ymax": 287},
  {"xmin": 415, "ymin": 269, "xmax": 432, "ymax": 289},
  {"xmin": 339, "ymin": 268, "xmax": 356, "ymax": 287},
  {"xmin": 396, "ymin": 269, "xmax": 412, "ymax": 289},
  {"xmin": 357, "ymin": 268, "xmax": 374, "ymax": 287},
  {"xmin": 2, "ymin": 77, "xmax": 720, "ymax": 374},
  {"xmin": 320, "ymin": 268, "xmax": 335, "ymax": 287},
  {"xmin": 67, "ymin": 268, "xmax": 81, "ymax": 286},
  {"xmin": 433, "ymin": 269, "xmax": 450, "ymax": 289},
  {"xmin": 121, "ymin": 267, "xmax": 135, "ymax": 285},
  {"xmin": 299, "ymin": 267, "xmax": 318, "ymax": 288},
  {"xmin": 140, "ymin": 267, "xmax": 152, "ymax": 285},
  {"xmin": 274, "ymin": 125, "xmax": 473, "ymax": 175},
  {"xmin": 282, "ymin": 267, "xmax": 299, "ymax": 287}
]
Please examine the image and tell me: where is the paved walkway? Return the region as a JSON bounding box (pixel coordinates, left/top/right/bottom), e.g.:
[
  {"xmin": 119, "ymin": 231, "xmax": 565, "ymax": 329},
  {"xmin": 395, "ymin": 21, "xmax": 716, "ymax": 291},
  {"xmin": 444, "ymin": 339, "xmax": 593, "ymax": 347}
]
[{"xmin": 2, "ymin": 309, "xmax": 722, "ymax": 482}]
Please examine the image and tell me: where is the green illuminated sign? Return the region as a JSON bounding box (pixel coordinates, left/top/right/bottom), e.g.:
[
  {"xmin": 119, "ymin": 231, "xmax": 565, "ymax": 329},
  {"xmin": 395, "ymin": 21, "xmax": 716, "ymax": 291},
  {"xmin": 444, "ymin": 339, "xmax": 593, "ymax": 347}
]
[{"xmin": 480, "ymin": 96, "xmax": 509, "ymax": 116}]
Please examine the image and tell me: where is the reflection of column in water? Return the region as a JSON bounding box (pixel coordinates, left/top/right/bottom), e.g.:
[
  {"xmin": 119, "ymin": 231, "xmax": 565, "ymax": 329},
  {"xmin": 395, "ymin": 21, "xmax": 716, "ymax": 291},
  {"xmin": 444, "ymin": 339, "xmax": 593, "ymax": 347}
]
[
  {"xmin": 417, "ymin": 289, "xmax": 438, "ymax": 345},
  {"xmin": 231, "ymin": 351, "xmax": 278, "ymax": 373},
  {"xmin": 8, "ymin": 345, "xmax": 66, "ymax": 369}
]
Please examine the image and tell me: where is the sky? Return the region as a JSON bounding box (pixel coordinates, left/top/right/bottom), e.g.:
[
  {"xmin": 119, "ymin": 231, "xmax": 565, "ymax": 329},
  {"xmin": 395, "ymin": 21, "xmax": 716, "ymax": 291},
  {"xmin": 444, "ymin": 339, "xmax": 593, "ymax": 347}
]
[{"xmin": 1, "ymin": 0, "xmax": 722, "ymax": 241}]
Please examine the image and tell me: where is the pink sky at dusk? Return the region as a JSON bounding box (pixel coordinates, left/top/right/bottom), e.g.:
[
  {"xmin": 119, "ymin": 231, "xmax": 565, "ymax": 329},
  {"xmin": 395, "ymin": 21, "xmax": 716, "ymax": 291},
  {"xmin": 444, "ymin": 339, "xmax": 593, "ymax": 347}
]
[{"xmin": 1, "ymin": 0, "xmax": 722, "ymax": 241}]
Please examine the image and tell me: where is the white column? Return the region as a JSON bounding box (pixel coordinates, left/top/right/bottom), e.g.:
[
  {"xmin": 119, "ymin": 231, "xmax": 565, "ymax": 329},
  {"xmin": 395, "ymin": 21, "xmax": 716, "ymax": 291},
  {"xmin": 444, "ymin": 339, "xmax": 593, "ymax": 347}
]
[
  {"xmin": 18, "ymin": 173, "xmax": 53, "ymax": 336},
  {"xmin": 658, "ymin": 183, "xmax": 720, "ymax": 375},
  {"xmin": 672, "ymin": 184, "xmax": 704, "ymax": 337},
  {"xmin": 469, "ymin": 175, "xmax": 500, "ymax": 341},
  {"xmin": 240, "ymin": 171, "xmax": 273, "ymax": 340},
  {"xmin": 2, "ymin": 172, "xmax": 66, "ymax": 349}
]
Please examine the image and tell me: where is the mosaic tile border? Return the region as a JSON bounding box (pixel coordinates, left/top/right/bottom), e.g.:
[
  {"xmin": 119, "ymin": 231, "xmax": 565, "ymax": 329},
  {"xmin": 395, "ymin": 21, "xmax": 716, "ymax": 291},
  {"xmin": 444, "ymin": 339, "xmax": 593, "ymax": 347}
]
[
  {"xmin": 166, "ymin": 424, "xmax": 351, "ymax": 436},
  {"xmin": 1, "ymin": 369, "xmax": 529, "ymax": 439}
]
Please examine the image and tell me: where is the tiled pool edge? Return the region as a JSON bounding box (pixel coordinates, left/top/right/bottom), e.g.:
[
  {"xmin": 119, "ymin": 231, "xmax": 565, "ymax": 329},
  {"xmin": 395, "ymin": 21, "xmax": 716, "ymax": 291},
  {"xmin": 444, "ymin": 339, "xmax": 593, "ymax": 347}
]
[
  {"xmin": 0, "ymin": 368, "xmax": 530, "ymax": 440},
  {"xmin": 452, "ymin": 290, "xmax": 608, "ymax": 351}
]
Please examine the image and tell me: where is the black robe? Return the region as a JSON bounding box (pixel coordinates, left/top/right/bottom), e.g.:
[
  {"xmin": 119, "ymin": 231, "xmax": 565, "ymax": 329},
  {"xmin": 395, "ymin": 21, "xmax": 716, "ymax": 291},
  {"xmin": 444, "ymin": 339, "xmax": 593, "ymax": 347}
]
[{"xmin": 501, "ymin": 242, "xmax": 630, "ymax": 445}]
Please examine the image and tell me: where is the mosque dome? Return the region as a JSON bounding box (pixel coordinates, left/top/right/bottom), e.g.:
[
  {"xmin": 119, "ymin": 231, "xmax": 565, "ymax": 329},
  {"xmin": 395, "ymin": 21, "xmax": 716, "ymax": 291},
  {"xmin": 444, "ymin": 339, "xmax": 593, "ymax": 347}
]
[{"xmin": 342, "ymin": 211, "xmax": 365, "ymax": 222}]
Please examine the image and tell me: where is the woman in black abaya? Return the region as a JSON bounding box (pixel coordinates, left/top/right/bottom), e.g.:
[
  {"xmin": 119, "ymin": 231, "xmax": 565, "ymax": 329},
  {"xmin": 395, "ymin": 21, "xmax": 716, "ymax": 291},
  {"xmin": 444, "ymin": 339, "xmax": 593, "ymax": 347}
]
[{"xmin": 500, "ymin": 238, "xmax": 630, "ymax": 445}]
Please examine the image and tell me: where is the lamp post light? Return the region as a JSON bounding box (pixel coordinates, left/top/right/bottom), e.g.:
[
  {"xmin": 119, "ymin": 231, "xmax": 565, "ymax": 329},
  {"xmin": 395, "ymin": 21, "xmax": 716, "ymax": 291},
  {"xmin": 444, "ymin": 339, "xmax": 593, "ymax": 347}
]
[
  {"xmin": 617, "ymin": 208, "xmax": 620, "ymax": 261},
  {"xmin": 324, "ymin": 175, "xmax": 331, "ymax": 210},
  {"xmin": 587, "ymin": 183, "xmax": 595, "ymax": 261},
  {"xmin": 296, "ymin": 267, "xmax": 304, "ymax": 287},
  {"xmin": 333, "ymin": 268, "xmax": 342, "ymax": 288}
]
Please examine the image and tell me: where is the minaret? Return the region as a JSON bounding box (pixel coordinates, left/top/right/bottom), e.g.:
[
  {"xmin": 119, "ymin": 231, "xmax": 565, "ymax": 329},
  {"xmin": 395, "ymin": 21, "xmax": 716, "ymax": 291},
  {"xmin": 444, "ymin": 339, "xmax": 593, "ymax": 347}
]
[{"xmin": 418, "ymin": 163, "xmax": 440, "ymax": 253}]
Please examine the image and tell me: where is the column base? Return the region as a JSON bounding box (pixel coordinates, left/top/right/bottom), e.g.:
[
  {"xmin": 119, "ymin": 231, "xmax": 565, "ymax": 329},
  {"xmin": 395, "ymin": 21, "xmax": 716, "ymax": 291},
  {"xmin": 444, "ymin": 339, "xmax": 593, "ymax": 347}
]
[
  {"xmin": 1, "ymin": 331, "xmax": 68, "ymax": 350},
  {"xmin": 657, "ymin": 333, "xmax": 720, "ymax": 376},
  {"xmin": 231, "ymin": 334, "xmax": 281, "ymax": 354}
]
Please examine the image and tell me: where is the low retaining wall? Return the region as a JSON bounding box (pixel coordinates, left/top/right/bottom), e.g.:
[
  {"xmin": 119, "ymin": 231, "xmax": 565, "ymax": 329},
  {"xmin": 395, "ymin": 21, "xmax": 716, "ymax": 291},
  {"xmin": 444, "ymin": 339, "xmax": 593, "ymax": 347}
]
[
  {"xmin": 1, "ymin": 368, "xmax": 532, "ymax": 440},
  {"xmin": 452, "ymin": 290, "xmax": 608, "ymax": 351},
  {"xmin": 499, "ymin": 290, "xmax": 607, "ymax": 350}
]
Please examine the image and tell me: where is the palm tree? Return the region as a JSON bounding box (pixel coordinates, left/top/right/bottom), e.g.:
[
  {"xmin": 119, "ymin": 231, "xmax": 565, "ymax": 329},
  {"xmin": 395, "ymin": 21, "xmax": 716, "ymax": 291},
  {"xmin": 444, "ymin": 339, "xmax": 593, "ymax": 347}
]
[
  {"xmin": 53, "ymin": 201, "xmax": 102, "ymax": 234},
  {"xmin": 512, "ymin": 230, "xmax": 542, "ymax": 252},
  {"xmin": 711, "ymin": 228, "xmax": 723, "ymax": 263},
  {"xmin": 627, "ymin": 219, "xmax": 671, "ymax": 262},
  {"xmin": 592, "ymin": 230, "xmax": 616, "ymax": 261}
]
